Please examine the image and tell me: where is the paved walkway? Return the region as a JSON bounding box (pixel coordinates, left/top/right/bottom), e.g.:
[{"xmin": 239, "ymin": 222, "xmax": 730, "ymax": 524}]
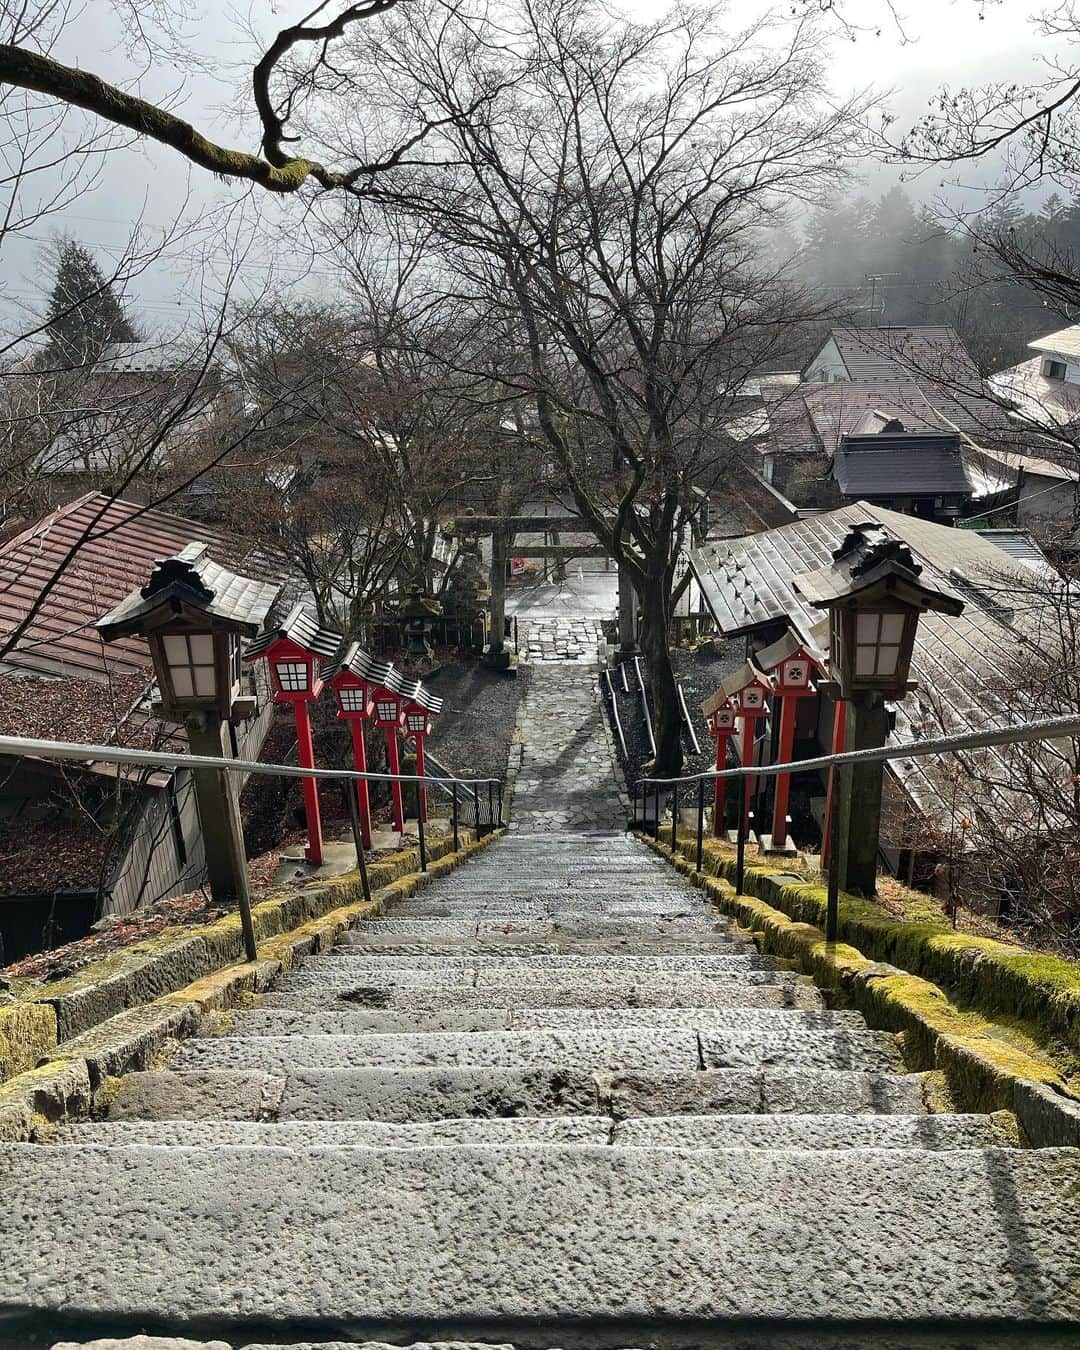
[
  {"xmin": 512, "ymin": 662, "xmax": 626, "ymax": 832},
  {"xmin": 518, "ymin": 614, "xmax": 605, "ymax": 663}
]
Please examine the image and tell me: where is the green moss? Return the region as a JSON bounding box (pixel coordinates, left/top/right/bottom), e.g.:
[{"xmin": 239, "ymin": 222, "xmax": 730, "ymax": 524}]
[{"xmin": 0, "ymin": 1002, "xmax": 56, "ymax": 1079}]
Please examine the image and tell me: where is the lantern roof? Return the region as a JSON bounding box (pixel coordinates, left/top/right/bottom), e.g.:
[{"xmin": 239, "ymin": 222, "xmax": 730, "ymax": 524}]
[
  {"xmin": 700, "ymin": 686, "xmax": 735, "ymax": 720},
  {"xmin": 720, "ymin": 661, "xmax": 773, "ymax": 702},
  {"xmin": 753, "ymin": 629, "xmax": 823, "ymax": 675},
  {"xmin": 323, "ymin": 641, "xmax": 394, "ymax": 687},
  {"xmin": 406, "ymin": 686, "xmax": 444, "ymax": 715},
  {"xmin": 243, "ymin": 602, "xmax": 343, "ymax": 661},
  {"xmin": 791, "ymin": 523, "xmax": 965, "ymax": 617},
  {"xmin": 96, "ymin": 542, "xmax": 283, "ymax": 642}
]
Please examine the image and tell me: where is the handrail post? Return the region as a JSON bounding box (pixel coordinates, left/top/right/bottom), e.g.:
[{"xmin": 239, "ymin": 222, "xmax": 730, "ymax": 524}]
[
  {"xmin": 671, "ymin": 782, "xmax": 679, "ymax": 851},
  {"xmin": 417, "ymin": 800, "xmax": 427, "ymax": 872},
  {"xmin": 346, "ymin": 779, "xmax": 372, "ymax": 904},
  {"xmin": 735, "ymin": 773, "xmax": 747, "ymax": 895},
  {"xmin": 497, "ymin": 781, "xmax": 504, "ymax": 828},
  {"xmin": 452, "ymin": 784, "xmax": 460, "ymax": 852},
  {"xmin": 473, "ymin": 785, "xmax": 482, "ymax": 842},
  {"xmin": 653, "ymin": 783, "xmax": 660, "ymax": 840},
  {"xmin": 696, "ymin": 779, "xmax": 704, "ymax": 873},
  {"xmin": 488, "ymin": 781, "xmax": 494, "ymax": 834}
]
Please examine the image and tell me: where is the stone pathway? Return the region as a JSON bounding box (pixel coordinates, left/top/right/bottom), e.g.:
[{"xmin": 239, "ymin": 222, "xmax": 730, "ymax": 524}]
[
  {"xmin": 518, "ymin": 615, "xmax": 605, "ymax": 663},
  {"xmin": 512, "ymin": 662, "xmax": 626, "ymax": 832}
]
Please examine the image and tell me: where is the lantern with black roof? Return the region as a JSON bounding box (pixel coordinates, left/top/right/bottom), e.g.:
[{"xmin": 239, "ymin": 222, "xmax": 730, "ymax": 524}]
[
  {"xmin": 793, "ymin": 522, "xmax": 964, "ymax": 900},
  {"xmin": 325, "ymin": 643, "xmax": 393, "ymax": 849},
  {"xmin": 402, "ymin": 686, "xmax": 443, "ymax": 822},
  {"xmin": 95, "ymin": 543, "xmax": 284, "ymax": 959},
  {"xmin": 753, "ymin": 630, "xmax": 823, "ymax": 854},
  {"xmin": 244, "ymin": 603, "xmax": 342, "ymax": 867},
  {"xmin": 720, "ymin": 662, "xmax": 773, "ymax": 842},
  {"xmin": 700, "ymin": 688, "xmax": 737, "ymax": 837}
]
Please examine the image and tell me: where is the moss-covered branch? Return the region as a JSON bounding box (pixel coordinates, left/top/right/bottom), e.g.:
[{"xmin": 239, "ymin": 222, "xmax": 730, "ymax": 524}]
[{"xmin": 0, "ymin": 44, "xmax": 320, "ymax": 194}]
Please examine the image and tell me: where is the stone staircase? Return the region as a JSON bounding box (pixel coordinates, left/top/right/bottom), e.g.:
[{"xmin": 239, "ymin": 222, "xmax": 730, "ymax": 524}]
[
  {"xmin": 5, "ymin": 831, "xmax": 1080, "ymax": 1347},
  {"xmin": 5, "ymin": 662, "xmax": 1080, "ymax": 1347}
]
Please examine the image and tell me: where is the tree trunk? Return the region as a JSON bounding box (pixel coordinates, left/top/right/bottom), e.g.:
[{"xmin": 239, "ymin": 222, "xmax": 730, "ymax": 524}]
[{"xmin": 638, "ymin": 579, "xmax": 682, "ymax": 776}]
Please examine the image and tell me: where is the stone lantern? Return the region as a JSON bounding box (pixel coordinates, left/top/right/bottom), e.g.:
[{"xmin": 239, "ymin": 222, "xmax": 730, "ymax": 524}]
[{"xmin": 794, "ymin": 523, "xmax": 964, "ymax": 895}]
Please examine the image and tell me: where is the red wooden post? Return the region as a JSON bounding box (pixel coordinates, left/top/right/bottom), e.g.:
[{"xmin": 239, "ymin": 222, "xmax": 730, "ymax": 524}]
[
  {"xmin": 293, "ymin": 698, "xmax": 324, "ymax": 865},
  {"xmin": 713, "ymin": 733, "xmax": 726, "ymax": 837},
  {"xmin": 348, "ymin": 717, "xmax": 372, "ymax": 849},
  {"xmin": 414, "ymin": 734, "xmax": 428, "ymax": 822},
  {"xmin": 385, "ymin": 725, "xmax": 405, "ymax": 834},
  {"xmin": 740, "ymin": 716, "xmax": 756, "ymax": 837},
  {"xmin": 771, "ymin": 693, "xmax": 799, "ymax": 847},
  {"xmin": 821, "ymin": 698, "xmax": 847, "ymax": 871}
]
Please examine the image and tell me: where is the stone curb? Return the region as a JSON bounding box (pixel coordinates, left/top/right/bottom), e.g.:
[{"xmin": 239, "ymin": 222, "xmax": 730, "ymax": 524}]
[
  {"xmin": 0, "ymin": 830, "xmax": 503, "ymax": 1141},
  {"xmin": 638, "ymin": 831, "xmax": 1080, "ymax": 1147}
]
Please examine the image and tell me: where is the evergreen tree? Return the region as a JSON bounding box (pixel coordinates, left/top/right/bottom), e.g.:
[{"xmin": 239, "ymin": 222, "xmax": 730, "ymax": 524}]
[{"xmin": 43, "ymin": 241, "xmax": 139, "ymax": 368}]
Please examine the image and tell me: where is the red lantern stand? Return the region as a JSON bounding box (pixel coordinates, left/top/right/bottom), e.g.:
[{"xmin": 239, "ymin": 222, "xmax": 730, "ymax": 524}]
[
  {"xmin": 754, "ymin": 634, "xmax": 822, "ymax": 853},
  {"xmin": 701, "ymin": 695, "xmax": 737, "ymax": 837},
  {"xmin": 722, "ymin": 667, "xmax": 772, "ymax": 842},
  {"xmin": 325, "ymin": 644, "xmax": 394, "ymax": 850},
  {"xmin": 244, "ymin": 605, "xmax": 342, "ymax": 867},
  {"xmin": 371, "ymin": 675, "xmax": 413, "ymax": 835},
  {"xmin": 402, "ymin": 689, "xmax": 443, "ymax": 823}
]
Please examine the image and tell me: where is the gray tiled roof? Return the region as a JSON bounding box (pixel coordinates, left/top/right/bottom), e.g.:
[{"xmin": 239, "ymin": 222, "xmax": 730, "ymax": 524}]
[
  {"xmin": 242, "ymin": 602, "xmax": 342, "ymax": 660},
  {"xmin": 831, "ymin": 439, "xmax": 974, "ymax": 496},
  {"xmin": 822, "ymin": 325, "xmax": 980, "ymax": 383},
  {"xmin": 97, "ymin": 542, "xmax": 283, "ymax": 641}
]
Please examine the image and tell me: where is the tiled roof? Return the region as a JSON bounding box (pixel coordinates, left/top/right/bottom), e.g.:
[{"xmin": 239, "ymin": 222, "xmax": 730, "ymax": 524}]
[
  {"xmin": 0, "ymin": 494, "xmax": 285, "ymax": 682},
  {"xmin": 761, "ymin": 381, "xmax": 1015, "ymax": 459},
  {"xmin": 322, "ymin": 642, "xmax": 394, "ymax": 687},
  {"xmin": 988, "ymin": 356, "xmax": 1080, "ymax": 429},
  {"xmin": 831, "ymin": 438, "xmax": 974, "ymax": 496},
  {"xmin": 242, "ymin": 602, "xmax": 342, "ymax": 660},
  {"xmin": 817, "ymin": 326, "xmax": 980, "ymax": 383},
  {"xmin": 974, "ymin": 529, "xmax": 1055, "ymax": 573},
  {"xmin": 687, "ymin": 503, "xmax": 1053, "ymax": 817}
]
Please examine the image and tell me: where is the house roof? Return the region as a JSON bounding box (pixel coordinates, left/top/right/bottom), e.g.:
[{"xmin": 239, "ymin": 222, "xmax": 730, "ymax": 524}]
[
  {"xmin": 759, "ymin": 381, "xmax": 1015, "ymax": 459},
  {"xmin": 811, "ymin": 326, "xmax": 980, "ymax": 384},
  {"xmin": 242, "ymin": 602, "xmax": 342, "ymax": 661},
  {"xmin": 0, "ymin": 493, "xmax": 285, "ymax": 682},
  {"xmin": 831, "ymin": 436, "xmax": 974, "ymax": 497},
  {"xmin": 988, "ymin": 355, "xmax": 1080, "ymax": 430},
  {"xmin": 687, "ymin": 502, "xmax": 1053, "ymax": 819},
  {"xmin": 973, "ymin": 529, "xmax": 1055, "ymax": 574},
  {"xmin": 1028, "ymin": 325, "xmax": 1080, "ymax": 360}
]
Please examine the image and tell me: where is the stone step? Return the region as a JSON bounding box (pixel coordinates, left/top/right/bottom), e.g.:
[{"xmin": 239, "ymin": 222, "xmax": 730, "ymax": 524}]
[
  {"xmin": 51, "ymin": 1112, "xmax": 1015, "ymax": 1152},
  {"xmin": 352, "ymin": 917, "xmax": 734, "ymax": 935},
  {"xmin": 258, "ymin": 979, "xmax": 825, "ymax": 1013},
  {"xmin": 274, "ymin": 968, "xmax": 806, "ymax": 995},
  {"xmin": 230, "ymin": 1006, "xmax": 853, "ymax": 1037},
  {"xmin": 333, "ymin": 937, "xmax": 750, "ymax": 957},
  {"xmin": 130, "ymin": 1066, "xmax": 930, "ymax": 1121},
  {"xmin": 6, "ymin": 1143, "xmax": 1077, "ymax": 1327},
  {"xmin": 315, "ymin": 952, "xmax": 778, "ymax": 972},
  {"xmin": 172, "ymin": 1025, "xmax": 901, "ymax": 1074}
]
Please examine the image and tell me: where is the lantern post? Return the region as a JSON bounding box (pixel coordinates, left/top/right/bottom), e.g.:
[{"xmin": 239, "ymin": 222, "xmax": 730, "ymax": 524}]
[
  {"xmin": 372, "ymin": 673, "xmax": 413, "ymax": 835},
  {"xmin": 753, "ymin": 632, "xmax": 822, "ymax": 853},
  {"xmin": 95, "ymin": 544, "xmax": 283, "ymax": 961},
  {"xmin": 793, "ymin": 523, "xmax": 964, "ymax": 911},
  {"xmin": 720, "ymin": 663, "xmax": 772, "ymax": 841},
  {"xmin": 402, "ymin": 689, "xmax": 443, "ymax": 822},
  {"xmin": 325, "ymin": 644, "xmax": 394, "ymax": 850},
  {"xmin": 243, "ymin": 604, "xmax": 342, "ymax": 867},
  {"xmin": 700, "ymin": 690, "xmax": 737, "ymax": 837}
]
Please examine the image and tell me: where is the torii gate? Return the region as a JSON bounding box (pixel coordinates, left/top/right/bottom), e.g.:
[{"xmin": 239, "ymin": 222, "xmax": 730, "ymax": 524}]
[{"xmin": 449, "ymin": 512, "xmax": 639, "ymax": 666}]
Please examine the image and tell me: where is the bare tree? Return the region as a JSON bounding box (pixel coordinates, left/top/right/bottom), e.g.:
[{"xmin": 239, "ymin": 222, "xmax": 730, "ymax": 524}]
[
  {"xmin": 0, "ymin": 0, "xmax": 489, "ymax": 196},
  {"xmin": 364, "ymin": 0, "xmax": 861, "ymax": 770}
]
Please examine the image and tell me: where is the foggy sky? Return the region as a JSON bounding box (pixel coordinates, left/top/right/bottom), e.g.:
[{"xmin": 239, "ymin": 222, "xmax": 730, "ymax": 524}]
[{"xmin": 0, "ymin": 0, "xmax": 1051, "ymax": 334}]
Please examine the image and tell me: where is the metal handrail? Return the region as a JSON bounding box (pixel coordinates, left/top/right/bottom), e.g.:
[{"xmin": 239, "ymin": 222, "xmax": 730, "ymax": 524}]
[
  {"xmin": 633, "ymin": 655, "xmax": 656, "ymax": 757},
  {"xmin": 602, "ymin": 668, "xmax": 629, "ymax": 760},
  {"xmin": 631, "ymin": 711, "xmax": 1080, "ymax": 941},
  {"xmin": 0, "ymin": 734, "xmax": 503, "ymax": 789},
  {"xmin": 633, "ymin": 713, "xmax": 1080, "ymax": 789},
  {"xmin": 675, "ymin": 680, "xmax": 701, "ymax": 756}
]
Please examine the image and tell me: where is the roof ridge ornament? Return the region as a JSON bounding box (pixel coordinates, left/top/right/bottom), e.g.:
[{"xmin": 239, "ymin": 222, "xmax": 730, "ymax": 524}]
[
  {"xmin": 832, "ymin": 522, "xmax": 923, "ymax": 581},
  {"xmin": 140, "ymin": 548, "xmax": 214, "ymax": 603}
]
